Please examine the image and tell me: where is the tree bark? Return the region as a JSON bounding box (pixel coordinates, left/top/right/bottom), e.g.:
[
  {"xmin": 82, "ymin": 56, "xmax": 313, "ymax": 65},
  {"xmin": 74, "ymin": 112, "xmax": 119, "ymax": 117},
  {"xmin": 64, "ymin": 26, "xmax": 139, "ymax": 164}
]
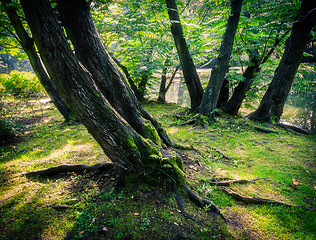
[
  {"xmin": 57, "ymin": 0, "xmax": 168, "ymax": 146},
  {"xmin": 249, "ymin": 0, "xmax": 316, "ymax": 122},
  {"xmin": 20, "ymin": 0, "xmax": 185, "ymax": 182},
  {"xmin": 165, "ymin": 0, "xmax": 203, "ymax": 111},
  {"xmin": 1, "ymin": 0, "xmax": 74, "ymax": 121},
  {"xmin": 198, "ymin": 0, "xmax": 242, "ymax": 117},
  {"xmin": 158, "ymin": 64, "xmax": 180, "ymax": 103},
  {"xmin": 223, "ymin": 50, "xmax": 261, "ymax": 115}
]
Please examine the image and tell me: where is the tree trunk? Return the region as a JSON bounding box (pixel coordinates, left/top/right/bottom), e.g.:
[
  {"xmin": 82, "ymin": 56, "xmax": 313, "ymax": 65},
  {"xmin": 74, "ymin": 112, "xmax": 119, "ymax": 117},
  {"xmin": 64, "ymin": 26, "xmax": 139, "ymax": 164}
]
[
  {"xmin": 198, "ymin": 0, "xmax": 242, "ymax": 117},
  {"xmin": 20, "ymin": 0, "xmax": 185, "ymax": 182},
  {"xmin": 249, "ymin": 0, "xmax": 316, "ymax": 122},
  {"xmin": 165, "ymin": 0, "xmax": 203, "ymax": 111},
  {"xmin": 217, "ymin": 79, "xmax": 229, "ymax": 108},
  {"xmin": 57, "ymin": 0, "xmax": 170, "ymax": 146},
  {"xmin": 223, "ymin": 50, "xmax": 261, "ymax": 116},
  {"xmin": 158, "ymin": 65, "xmax": 180, "ymax": 103},
  {"xmin": 1, "ymin": 0, "xmax": 74, "ymax": 121},
  {"xmin": 157, "ymin": 66, "xmax": 168, "ymax": 103}
]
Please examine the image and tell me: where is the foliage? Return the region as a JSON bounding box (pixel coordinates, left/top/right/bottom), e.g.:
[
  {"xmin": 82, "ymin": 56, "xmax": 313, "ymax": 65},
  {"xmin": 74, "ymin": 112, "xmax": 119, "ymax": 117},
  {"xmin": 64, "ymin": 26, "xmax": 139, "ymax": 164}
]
[{"xmin": 0, "ymin": 70, "xmax": 44, "ymax": 98}]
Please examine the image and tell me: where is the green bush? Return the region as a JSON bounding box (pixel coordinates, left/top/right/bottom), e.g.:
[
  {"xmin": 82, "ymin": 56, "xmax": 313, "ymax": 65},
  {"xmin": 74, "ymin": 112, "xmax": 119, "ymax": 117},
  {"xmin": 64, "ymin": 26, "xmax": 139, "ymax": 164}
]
[
  {"xmin": 0, "ymin": 70, "xmax": 44, "ymax": 98},
  {"xmin": 0, "ymin": 119, "xmax": 15, "ymax": 144}
]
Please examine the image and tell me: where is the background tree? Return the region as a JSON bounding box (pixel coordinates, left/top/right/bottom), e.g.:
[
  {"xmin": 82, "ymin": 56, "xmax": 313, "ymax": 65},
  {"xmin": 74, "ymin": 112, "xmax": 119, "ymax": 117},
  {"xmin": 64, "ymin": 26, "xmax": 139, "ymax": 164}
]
[
  {"xmin": 165, "ymin": 0, "xmax": 204, "ymax": 111},
  {"xmin": 249, "ymin": 0, "xmax": 316, "ymax": 122},
  {"xmin": 222, "ymin": 0, "xmax": 295, "ymax": 116},
  {"xmin": 0, "ymin": 0, "xmax": 74, "ymax": 122},
  {"xmin": 198, "ymin": 0, "xmax": 243, "ymax": 118}
]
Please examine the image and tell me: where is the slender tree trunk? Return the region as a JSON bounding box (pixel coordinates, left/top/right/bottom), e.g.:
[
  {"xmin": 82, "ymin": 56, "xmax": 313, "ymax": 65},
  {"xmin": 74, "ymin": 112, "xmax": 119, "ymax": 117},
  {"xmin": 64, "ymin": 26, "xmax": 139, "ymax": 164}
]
[
  {"xmin": 199, "ymin": 0, "xmax": 242, "ymax": 117},
  {"xmin": 20, "ymin": 0, "xmax": 184, "ymax": 182},
  {"xmin": 1, "ymin": 0, "xmax": 73, "ymax": 121},
  {"xmin": 223, "ymin": 50, "xmax": 261, "ymax": 115},
  {"xmin": 57, "ymin": 0, "xmax": 170, "ymax": 146},
  {"xmin": 165, "ymin": 0, "xmax": 203, "ymax": 111},
  {"xmin": 249, "ymin": 0, "xmax": 316, "ymax": 122},
  {"xmin": 158, "ymin": 66, "xmax": 168, "ymax": 103},
  {"xmin": 158, "ymin": 65, "xmax": 180, "ymax": 103}
]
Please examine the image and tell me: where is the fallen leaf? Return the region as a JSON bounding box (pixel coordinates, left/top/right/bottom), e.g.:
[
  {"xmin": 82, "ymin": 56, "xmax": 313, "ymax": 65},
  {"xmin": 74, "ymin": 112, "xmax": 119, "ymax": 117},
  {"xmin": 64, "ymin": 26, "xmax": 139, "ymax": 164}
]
[{"xmin": 292, "ymin": 179, "xmax": 302, "ymax": 186}]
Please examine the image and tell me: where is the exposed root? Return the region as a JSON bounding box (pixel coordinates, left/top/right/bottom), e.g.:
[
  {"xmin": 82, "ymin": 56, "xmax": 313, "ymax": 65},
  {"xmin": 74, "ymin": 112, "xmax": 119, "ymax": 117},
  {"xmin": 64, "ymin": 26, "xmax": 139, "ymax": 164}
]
[
  {"xmin": 208, "ymin": 178, "xmax": 261, "ymax": 186},
  {"xmin": 183, "ymin": 185, "xmax": 227, "ymax": 222},
  {"xmin": 221, "ymin": 187, "xmax": 315, "ymax": 211},
  {"xmin": 207, "ymin": 146, "xmax": 234, "ymax": 161},
  {"xmin": 22, "ymin": 162, "xmax": 114, "ymax": 177},
  {"xmin": 174, "ymin": 186, "xmax": 200, "ymax": 223},
  {"xmin": 274, "ymin": 123, "xmax": 310, "ymax": 135},
  {"xmin": 253, "ymin": 126, "xmax": 279, "ymax": 134},
  {"xmin": 178, "ymin": 119, "xmax": 196, "ymax": 126},
  {"xmin": 202, "ymin": 199, "xmax": 227, "ymax": 222}
]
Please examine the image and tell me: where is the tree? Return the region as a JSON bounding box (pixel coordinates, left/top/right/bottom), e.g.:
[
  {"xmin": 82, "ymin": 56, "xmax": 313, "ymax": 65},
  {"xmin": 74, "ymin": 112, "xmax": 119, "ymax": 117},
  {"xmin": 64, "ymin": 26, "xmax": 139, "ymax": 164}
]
[
  {"xmin": 0, "ymin": 0, "xmax": 74, "ymax": 122},
  {"xmin": 19, "ymin": 0, "xmax": 186, "ymax": 185},
  {"xmin": 165, "ymin": 0, "xmax": 203, "ymax": 111},
  {"xmin": 222, "ymin": 0, "xmax": 294, "ymax": 116},
  {"xmin": 249, "ymin": 0, "xmax": 316, "ymax": 122},
  {"xmin": 198, "ymin": 0, "xmax": 243, "ymax": 118}
]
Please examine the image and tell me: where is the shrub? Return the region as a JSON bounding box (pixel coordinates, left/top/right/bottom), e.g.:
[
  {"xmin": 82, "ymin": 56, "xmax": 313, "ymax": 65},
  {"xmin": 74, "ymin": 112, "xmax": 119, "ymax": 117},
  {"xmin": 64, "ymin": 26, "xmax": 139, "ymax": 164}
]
[{"xmin": 0, "ymin": 70, "xmax": 44, "ymax": 98}]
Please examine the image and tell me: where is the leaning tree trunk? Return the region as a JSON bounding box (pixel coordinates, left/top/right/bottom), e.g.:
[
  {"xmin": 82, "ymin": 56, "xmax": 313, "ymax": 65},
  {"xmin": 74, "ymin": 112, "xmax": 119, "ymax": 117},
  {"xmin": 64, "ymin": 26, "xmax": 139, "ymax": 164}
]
[
  {"xmin": 223, "ymin": 50, "xmax": 261, "ymax": 116},
  {"xmin": 165, "ymin": 0, "xmax": 203, "ymax": 112},
  {"xmin": 20, "ymin": 0, "xmax": 185, "ymax": 183},
  {"xmin": 158, "ymin": 64, "xmax": 180, "ymax": 103},
  {"xmin": 1, "ymin": 0, "xmax": 73, "ymax": 121},
  {"xmin": 249, "ymin": 0, "xmax": 316, "ymax": 122},
  {"xmin": 199, "ymin": 0, "xmax": 242, "ymax": 117},
  {"xmin": 57, "ymin": 0, "xmax": 174, "ymax": 146}
]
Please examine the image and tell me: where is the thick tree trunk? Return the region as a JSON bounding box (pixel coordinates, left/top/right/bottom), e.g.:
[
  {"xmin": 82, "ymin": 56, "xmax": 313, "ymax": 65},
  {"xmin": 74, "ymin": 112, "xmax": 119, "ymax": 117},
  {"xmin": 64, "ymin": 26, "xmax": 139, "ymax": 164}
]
[
  {"xmin": 249, "ymin": 0, "xmax": 316, "ymax": 122},
  {"xmin": 20, "ymin": 0, "xmax": 185, "ymax": 182},
  {"xmin": 57, "ymin": 0, "xmax": 168, "ymax": 146},
  {"xmin": 1, "ymin": 0, "xmax": 73, "ymax": 121},
  {"xmin": 223, "ymin": 50, "xmax": 261, "ymax": 116},
  {"xmin": 199, "ymin": 0, "xmax": 242, "ymax": 117},
  {"xmin": 165, "ymin": 0, "xmax": 203, "ymax": 111}
]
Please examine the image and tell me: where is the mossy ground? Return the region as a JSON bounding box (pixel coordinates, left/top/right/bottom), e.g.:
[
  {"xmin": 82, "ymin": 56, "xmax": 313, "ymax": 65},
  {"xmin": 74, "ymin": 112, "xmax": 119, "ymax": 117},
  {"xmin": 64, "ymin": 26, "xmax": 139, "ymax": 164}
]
[{"xmin": 0, "ymin": 97, "xmax": 315, "ymax": 240}]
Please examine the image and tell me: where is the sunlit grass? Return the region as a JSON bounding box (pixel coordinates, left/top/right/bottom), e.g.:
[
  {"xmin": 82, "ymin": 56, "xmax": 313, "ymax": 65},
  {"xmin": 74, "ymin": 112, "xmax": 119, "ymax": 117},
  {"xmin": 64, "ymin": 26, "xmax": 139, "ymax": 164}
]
[{"xmin": 0, "ymin": 98, "xmax": 315, "ymax": 239}]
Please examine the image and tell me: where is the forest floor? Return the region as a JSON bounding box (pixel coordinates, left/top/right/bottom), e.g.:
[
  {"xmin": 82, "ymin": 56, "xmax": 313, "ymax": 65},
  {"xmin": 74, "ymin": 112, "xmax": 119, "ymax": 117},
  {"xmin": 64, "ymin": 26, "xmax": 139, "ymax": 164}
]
[{"xmin": 0, "ymin": 97, "xmax": 315, "ymax": 240}]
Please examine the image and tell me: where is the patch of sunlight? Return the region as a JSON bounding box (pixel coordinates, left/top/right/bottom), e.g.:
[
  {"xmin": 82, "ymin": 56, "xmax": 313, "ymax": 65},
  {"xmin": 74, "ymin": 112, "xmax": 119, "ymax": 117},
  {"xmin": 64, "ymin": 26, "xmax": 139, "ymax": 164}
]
[
  {"xmin": 167, "ymin": 127, "xmax": 179, "ymax": 134},
  {"xmin": 48, "ymin": 143, "xmax": 94, "ymax": 160}
]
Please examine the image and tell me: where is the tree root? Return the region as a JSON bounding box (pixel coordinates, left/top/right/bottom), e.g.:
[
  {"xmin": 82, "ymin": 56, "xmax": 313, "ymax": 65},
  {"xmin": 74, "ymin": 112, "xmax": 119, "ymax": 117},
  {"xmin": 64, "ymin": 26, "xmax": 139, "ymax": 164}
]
[
  {"xmin": 274, "ymin": 123, "xmax": 310, "ymax": 135},
  {"xmin": 174, "ymin": 186, "xmax": 200, "ymax": 223},
  {"xmin": 21, "ymin": 162, "xmax": 114, "ymax": 177},
  {"xmin": 207, "ymin": 146, "xmax": 234, "ymax": 161},
  {"xmin": 208, "ymin": 178, "xmax": 261, "ymax": 186},
  {"xmin": 183, "ymin": 185, "xmax": 227, "ymax": 222},
  {"xmin": 221, "ymin": 187, "xmax": 315, "ymax": 210},
  {"xmin": 253, "ymin": 126, "xmax": 279, "ymax": 134}
]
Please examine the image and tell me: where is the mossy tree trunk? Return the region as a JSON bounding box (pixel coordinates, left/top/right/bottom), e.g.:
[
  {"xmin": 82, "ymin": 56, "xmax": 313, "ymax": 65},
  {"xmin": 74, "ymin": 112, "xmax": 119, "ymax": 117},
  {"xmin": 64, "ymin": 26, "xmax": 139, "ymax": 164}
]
[
  {"xmin": 20, "ymin": 0, "xmax": 185, "ymax": 183},
  {"xmin": 249, "ymin": 0, "xmax": 316, "ymax": 122},
  {"xmin": 198, "ymin": 0, "xmax": 242, "ymax": 118},
  {"xmin": 1, "ymin": 0, "xmax": 74, "ymax": 122},
  {"xmin": 165, "ymin": 0, "xmax": 203, "ymax": 112}
]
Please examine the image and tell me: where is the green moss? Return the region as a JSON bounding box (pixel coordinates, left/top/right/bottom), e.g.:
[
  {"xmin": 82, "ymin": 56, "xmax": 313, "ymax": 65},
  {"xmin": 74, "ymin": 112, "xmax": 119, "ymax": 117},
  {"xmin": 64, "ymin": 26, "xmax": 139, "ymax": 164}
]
[{"xmin": 142, "ymin": 120, "xmax": 162, "ymax": 146}]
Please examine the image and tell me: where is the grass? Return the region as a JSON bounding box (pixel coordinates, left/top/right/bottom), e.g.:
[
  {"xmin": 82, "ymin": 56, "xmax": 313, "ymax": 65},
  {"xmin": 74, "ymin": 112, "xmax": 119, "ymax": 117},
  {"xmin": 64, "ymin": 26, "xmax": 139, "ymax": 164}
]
[{"xmin": 0, "ymin": 97, "xmax": 315, "ymax": 240}]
